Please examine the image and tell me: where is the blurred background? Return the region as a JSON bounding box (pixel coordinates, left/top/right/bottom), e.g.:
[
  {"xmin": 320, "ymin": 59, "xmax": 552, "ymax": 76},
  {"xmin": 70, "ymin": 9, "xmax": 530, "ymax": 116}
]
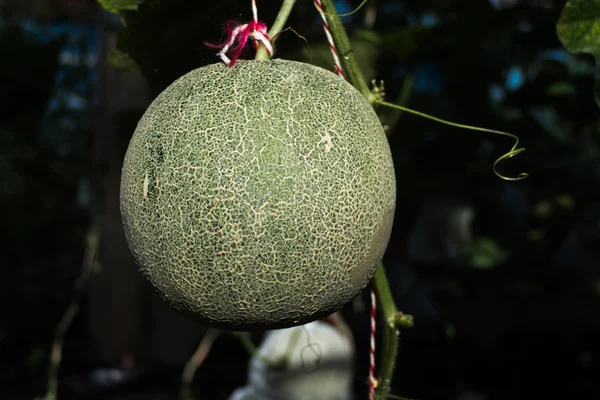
[{"xmin": 1, "ymin": 0, "xmax": 599, "ymax": 399}]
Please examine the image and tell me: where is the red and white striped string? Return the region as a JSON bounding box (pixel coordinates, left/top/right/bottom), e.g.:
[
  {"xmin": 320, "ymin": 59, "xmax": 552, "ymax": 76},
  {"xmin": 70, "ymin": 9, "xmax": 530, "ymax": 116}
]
[
  {"xmin": 369, "ymin": 288, "xmax": 377, "ymax": 399},
  {"xmin": 313, "ymin": 0, "xmax": 344, "ymax": 77},
  {"xmin": 312, "ymin": 5, "xmax": 377, "ymax": 398},
  {"xmin": 248, "ymin": 0, "xmax": 272, "ymax": 55},
  {"xmin": 206, "ymin": 0, "xmax": 272, "ymax": 66},
  {"xmin": 251, "ymin": 0, "xmax": 258, "ymax": 24}
]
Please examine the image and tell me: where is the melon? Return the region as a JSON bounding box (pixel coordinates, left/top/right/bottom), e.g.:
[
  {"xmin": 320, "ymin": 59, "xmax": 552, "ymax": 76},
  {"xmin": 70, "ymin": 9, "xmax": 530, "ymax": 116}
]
[{"xmin": 120, "ymin": 59, "xmax": 395, "ymax": 331}]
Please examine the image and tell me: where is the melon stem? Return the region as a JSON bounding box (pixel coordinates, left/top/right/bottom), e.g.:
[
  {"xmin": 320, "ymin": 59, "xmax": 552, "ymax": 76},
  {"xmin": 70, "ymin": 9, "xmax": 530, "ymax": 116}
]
[
  {"xmin": 318, "ymin": 1, "xmax": 414, "ymax": 399},
  {"xmin": 255, "ymin": 0, "xmax": 298, "ymax": 61}
]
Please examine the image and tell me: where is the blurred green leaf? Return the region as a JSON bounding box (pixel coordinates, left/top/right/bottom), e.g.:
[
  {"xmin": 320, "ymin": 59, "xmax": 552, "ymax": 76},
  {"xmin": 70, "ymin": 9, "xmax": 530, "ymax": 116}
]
[
  {"xmin": 555, "ymin": 193, "xmax": 575, "ymax": 210},
  {"xmin": 545, "ymin": 81, "xmax": 577, "ymax": 97},
  {"xmin": 302, "ymin": 36, "xmax": 380, "ymax": 82},
  {"xmin": 355, "ymin": 25, "xmax": 436, "ymax": 60},
  {"xmin": 98, "ymin": 0, "xmax": 146, "ymax": 13},
  {"xmin": 107, "ymin": 48, "xmax": 140, "ymax": 71},
  {"xmin": 533, "ymin": 200, "xmax": 553, "ymax": 218},
  {"xmin": 557, "ymin": 0, "xmax": 600, "ymax": 108},
  {"xmin": 463, "ymin": 238, "xmax": 509, "ymax": 269}
]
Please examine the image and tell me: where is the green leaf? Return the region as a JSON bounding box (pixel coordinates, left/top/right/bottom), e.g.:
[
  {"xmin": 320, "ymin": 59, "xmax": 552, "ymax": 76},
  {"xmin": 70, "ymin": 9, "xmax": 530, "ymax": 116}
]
[
  {"xmin": 107, "ymin": 48, "xmax": 140, "ymax": 71},
  {"xmin": 556, "ymin": 0, "xmax": 600, "ymax": 108},
  {"xmin": 98, "ymin": 0, "xmax": 146, "ymax": 13},
  {"xmin": 545, "ymin": 81, "xmax": 577, "ymax": 97},
  {"xmin": 463, "ymin": 238, "xmax": 508, "ymax": 269}
]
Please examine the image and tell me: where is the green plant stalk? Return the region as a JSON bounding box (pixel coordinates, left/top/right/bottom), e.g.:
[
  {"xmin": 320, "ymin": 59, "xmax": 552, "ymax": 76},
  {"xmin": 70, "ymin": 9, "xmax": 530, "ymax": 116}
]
[
  {"xmin": 180, "ymin": 329, "xmax": 221, "ymax": 400},
  {"xmin": 38, "ymin": 228, "xmax": 100, "ymax": 400},
  {"xmin": 319, "ymin": 1, "xmax": 414, "ymax": 399},
  {"xmin": 374, "ymin": 266, "xmax": 398, "ymax": 398},
  {"xmin": 255, "ymin": 0, "xmax": 298, "ymax": 61},
  {"xmin": 319, "ymin": 0, "xmax": 371, "ymax": 100},
  {"xmin": 373, "ymin": 266, "xmax": 414, "ymax": 399}
]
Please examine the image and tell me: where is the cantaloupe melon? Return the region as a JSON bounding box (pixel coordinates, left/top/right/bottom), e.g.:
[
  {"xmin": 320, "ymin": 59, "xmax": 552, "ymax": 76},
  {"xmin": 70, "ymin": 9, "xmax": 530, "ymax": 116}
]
[{"xmin": 120, "ymin": 59, "xmax": 395, "ymax": 331}]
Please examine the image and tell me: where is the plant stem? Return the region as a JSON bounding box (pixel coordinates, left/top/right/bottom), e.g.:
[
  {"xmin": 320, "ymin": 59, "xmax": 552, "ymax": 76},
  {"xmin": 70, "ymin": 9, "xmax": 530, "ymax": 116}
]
[
  {"xmin": 180, "ymin": 329, "xmax": 221, "ymax": 400},
  {"xmin": 38, "ymin": 228, "xmax": 100, "ymax": 400},
  {"xmin": 255, "ymin": 0, "xmax": 298, "ymax": 60},
  {"xmin": 319, "ymin": 0, "xmax": 371, "ymax": 100},
  {"xmin": 373, "ymin": 266, "xmax": 398, "ymax": 400},
  {"xmin": 372, "ymin": 266, "xmax": 414, "ymax": 400},
  {"xmin": 235, "ymin": 332, "xmax": 281, "ymax": 367},
  {"xmin": 317, "ymin": 2, "xmax": 415, "ymax": 399}
]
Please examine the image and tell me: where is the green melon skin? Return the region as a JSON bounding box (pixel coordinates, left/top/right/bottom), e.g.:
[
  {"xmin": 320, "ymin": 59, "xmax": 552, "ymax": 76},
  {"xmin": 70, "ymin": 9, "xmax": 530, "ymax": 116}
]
[{"xmin": 120, "ymin": 59, "xmax": 396, "ymax": 331}]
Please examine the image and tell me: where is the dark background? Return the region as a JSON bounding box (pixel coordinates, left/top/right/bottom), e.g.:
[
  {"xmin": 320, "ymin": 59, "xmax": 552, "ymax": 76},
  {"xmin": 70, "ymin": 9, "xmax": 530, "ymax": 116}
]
[{"xmin": 1, "ymin": 0, "xmax": 599, "ymax": 399}]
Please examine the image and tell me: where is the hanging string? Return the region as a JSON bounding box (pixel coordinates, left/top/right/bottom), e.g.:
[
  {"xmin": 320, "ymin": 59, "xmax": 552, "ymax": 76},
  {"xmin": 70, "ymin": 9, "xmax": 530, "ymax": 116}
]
[
  {"xmin": 252, "ymin": 0, "xmax": 259, "ymax": 25},
  {"xmin": 205, "ymin": 0, "xmax": 273, "ymax": 66},
  {"xmin": 250, "ymin": 0, "xmax": 271, "ymax": 52},
  {"xmin": 313, "ymin": 0, "xmax": 344, "ymax": 77},
  {"xmin": 369, "ymin": 288, "xmax": 377, "ymax": 400}
]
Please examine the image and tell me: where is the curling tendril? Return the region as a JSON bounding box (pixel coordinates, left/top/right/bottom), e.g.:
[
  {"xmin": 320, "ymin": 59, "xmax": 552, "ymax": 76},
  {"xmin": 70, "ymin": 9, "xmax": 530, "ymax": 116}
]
[{"xmin": 377, "ymin": 100, "xmax": 528, "ymax": 181}]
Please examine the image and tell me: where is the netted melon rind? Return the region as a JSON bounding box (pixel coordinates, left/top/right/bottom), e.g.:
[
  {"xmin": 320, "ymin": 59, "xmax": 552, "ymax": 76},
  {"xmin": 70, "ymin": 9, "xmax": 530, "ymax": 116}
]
[{"xmin": 120, "ymin": 59, "xmax": 395, "ymax": 330}]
